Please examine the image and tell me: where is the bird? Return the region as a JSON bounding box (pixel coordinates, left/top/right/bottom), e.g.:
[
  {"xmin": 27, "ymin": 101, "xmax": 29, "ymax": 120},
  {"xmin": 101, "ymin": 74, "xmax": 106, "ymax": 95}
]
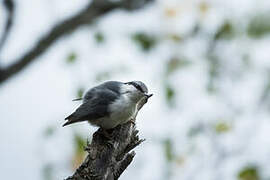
[{"xmin": 63, "ymin": 81, "xmax": 153, "ymax": 129}]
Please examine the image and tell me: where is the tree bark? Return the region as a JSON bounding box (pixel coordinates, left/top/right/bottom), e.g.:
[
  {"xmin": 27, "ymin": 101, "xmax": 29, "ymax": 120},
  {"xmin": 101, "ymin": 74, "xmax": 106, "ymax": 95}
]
[{"xmin": 65, "ymin": 95, "xmax": 151, "ymax": 180}]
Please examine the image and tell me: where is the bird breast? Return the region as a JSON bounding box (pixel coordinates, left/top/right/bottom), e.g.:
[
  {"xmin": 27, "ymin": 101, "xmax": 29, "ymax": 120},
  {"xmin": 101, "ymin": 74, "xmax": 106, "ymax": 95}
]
[{"xmin": 98, "ymin": 94, "xmax": 137, "ymax": 129}]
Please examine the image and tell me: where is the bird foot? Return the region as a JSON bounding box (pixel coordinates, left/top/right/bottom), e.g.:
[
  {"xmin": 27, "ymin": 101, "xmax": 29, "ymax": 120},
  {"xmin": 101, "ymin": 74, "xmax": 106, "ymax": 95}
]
[
  {"xmin": 130, "ymin": 119, "xmax": 136, "ymax": 126},
  {"xmin": 99, "ymin": 128, "xmax": 113, "ymax": 139}
]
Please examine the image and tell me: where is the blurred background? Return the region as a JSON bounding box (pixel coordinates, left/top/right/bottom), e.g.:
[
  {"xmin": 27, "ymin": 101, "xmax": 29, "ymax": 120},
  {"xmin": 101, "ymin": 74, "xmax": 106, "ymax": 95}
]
[{"xmin": 1, "ymin": 0, "xmax": 270, "ymax": 179}]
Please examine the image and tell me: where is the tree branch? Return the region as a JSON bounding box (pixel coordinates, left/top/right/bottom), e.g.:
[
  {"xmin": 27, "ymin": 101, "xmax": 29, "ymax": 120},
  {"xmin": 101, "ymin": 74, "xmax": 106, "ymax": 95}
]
[
  {"xmin": 0, "ymin": 0, "xmax": 153, "ymax": 85},
  {"xmin": 65, "ymin": 95, "xmax": 151, "ymax": 180},
  {"xmin": 0, "ymin": 0, "xmax": 15, "ymax": 52}
]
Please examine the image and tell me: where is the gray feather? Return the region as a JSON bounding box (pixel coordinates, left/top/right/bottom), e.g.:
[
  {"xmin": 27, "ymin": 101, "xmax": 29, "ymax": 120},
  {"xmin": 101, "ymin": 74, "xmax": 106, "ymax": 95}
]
[
  {"xmin": 63, "ymin": 81, "xmax": 122, "ymax": 126},
  {"xmin": 84, "ymin": 81, "xmax": 121, "ymax": 101}
]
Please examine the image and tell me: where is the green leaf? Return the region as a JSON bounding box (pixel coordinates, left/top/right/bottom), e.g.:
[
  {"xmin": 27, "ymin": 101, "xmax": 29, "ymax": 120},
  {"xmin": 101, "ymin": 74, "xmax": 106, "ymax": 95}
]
[
  {"xmin": 132, "ymin": 32, "xmax": 157, "ymax": 52},
  {"xmin": 248, "ymin": 14, "xmax": 270, "ymax": 38},
  {"xmin": 238, "ymin": 166, "xmax": 260, "ymax": 180},
  {"xmin": 66, "ymin": 52, "xmax": 77, "ymax": 64},
  {"xmin": 163, "ymin": 139, "xmax": 174, "ymax": 162},
  {"xmin": 165, "ymin": 84, "xmax": 175, "ymax": 106},
  {"xmin": 215, "ymin": 122, "xmax": 231, "ymax": 133},
  {"xmin": 94, "ymin": 32, "xmax": 105, "ymax": 43},
  {"xmin": 214, "ymin": 21, "xmax": 234, "ymax": 40}
]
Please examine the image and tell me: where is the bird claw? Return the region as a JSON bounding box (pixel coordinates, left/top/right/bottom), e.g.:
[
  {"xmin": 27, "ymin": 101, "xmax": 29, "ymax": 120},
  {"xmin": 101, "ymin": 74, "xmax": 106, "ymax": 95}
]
[
  {"xmin": 100, "ymin": 128, "xmax": 113, "ymax": 139},
  {"xmin": 98, "ymin": 128, "xmax": 115, "ymax": 148},
  {"xmin": 130, "ymin": 119, "xmax": 136, "ymax": 126}
]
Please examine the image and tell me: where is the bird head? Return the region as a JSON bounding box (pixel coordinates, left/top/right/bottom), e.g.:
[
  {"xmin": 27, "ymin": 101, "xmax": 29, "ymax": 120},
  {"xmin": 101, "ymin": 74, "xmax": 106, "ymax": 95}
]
[{"xmin": 123, "ymin": 81, "xmax": 153, "ymax": 102}]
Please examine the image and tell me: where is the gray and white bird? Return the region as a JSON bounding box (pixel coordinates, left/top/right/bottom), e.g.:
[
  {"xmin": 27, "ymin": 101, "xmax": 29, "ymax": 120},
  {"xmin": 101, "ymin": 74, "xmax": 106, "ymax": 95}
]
[{"xmin": 63, "ymin": 81, "xmax": 152, "ymax": 129}]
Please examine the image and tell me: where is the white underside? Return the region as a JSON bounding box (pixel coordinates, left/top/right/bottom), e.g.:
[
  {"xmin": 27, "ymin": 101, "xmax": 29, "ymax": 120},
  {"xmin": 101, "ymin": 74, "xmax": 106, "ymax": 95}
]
[{"xmin": 93, "ymin": 94, "xmax": 138, "ymax": 129}]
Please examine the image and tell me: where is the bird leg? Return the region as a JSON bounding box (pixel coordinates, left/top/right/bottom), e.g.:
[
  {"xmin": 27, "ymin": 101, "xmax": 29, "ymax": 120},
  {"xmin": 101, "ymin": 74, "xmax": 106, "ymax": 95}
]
[{"xmin": 100, "ymin": 128, "xmax": 113, "ymax": 139}]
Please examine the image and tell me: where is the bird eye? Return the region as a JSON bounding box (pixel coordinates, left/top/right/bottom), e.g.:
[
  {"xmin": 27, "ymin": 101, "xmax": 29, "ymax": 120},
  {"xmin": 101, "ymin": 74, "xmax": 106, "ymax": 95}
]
[{"xmin": 134, "ymin": 84, "xmax": 143, "ymax": 93}]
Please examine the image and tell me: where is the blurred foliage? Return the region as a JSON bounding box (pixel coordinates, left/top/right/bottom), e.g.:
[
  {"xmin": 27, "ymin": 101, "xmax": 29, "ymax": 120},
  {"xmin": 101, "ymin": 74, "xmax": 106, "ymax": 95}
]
[
  {"xmin": 163, "ymin": 138, "xmax": 175, "ymax": 180},
  {"xmin": 42, "ymin": 164, "xmax": 53, "ymax": 180},
  {"xmin": 207, "ymin": 54, "xmax": 219, "ymax": 93},
  {"xmin": 166, "ymin": 57, "xmax": 191, "ymax": 76},
  {"xmin": 248, "ymin": 14, "xmax": 270, "ymax": 38},
  {"xmin": 165, "ymin": 83, "xmax": 175, "ymax": 107},
  {"xmin": 260, "ymin": 71, "xmax": 270, "ymax": 105},
  {"xmin": 30, "ymin": 2, "xmax": 270, "ymax": 179},
  {"xmin": 199, "ymin": 1, "xmax": 210, "ymax": 15},
  {"xmin": 214, "ymin": 121, "xmax": 231, "ymax": 134},
  {"xmin": 214, "ymin": 21, "xmax": 234, "ymax": 40},
  {"xmin": 72, "ymin": 134, "xmax": 87, "ymax": 169},
  {"xmin": 95, "ymin": 71, "xmax": 111, "ymax": 82},
  {"xmin": 168, "ymin": 34, "xmax": 182, "ymax": 42},
  {"xmin": 163, "ymin": 138, "xmax": 174, "ymax": 162},
  {"xmin": 66, "ymin": 52, "xmax": 77, "ymax": 64},
  {"xmin": 175, "ymin": 156, "xmax": 185, "ymax": 166},
  {"xmin": 164, "ymin": 57, "xmax": 190, "ymax": 108},
  {"xmin": 74, "ymin": 133, "xmax": 86, "ymax": 155},
  {"xmin": 188, "ymin": 123, "xmax": 205, "ymax": 137},
  {"xmin": 94, "ymin": 31, "xmax": 105, "ymax": 43},
  {"xmin": 238, "ymin": 166, "xmax": 260, "ymax": 180},
  {"xmin": 95, "ymin": 66, "xmax": 128, "ymax": 82},
  {"xmin": 132, "ymin": 32, "xmax": 157, "ymax": 51},
  {"xmin": 43, "ymin": 125, "xmax": 56, "ymax": 138},
  {"xmin": 76, "ymin": 87, "xmax": 84, "ymax": 99},
  {"xmin": 242, "ymin": 54, "xmax": 251, "ymax": 68}
]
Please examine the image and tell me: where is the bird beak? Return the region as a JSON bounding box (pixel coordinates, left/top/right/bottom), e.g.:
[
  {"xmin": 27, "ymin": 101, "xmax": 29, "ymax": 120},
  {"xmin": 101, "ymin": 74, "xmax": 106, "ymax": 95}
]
[{"xmin": 144, "ymin": 93, "xmax": 153, "ymax": 98}]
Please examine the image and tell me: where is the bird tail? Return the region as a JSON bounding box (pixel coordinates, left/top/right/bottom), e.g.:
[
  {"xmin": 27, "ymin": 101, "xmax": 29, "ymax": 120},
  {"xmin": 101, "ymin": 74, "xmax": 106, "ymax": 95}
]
[
  {"xmin": 72, "ymin": 98, "xmax": 83, "ymax": 101},
  {"xmin": 63, "ymin": 114, "xmax": 81, "ymax": 127}
]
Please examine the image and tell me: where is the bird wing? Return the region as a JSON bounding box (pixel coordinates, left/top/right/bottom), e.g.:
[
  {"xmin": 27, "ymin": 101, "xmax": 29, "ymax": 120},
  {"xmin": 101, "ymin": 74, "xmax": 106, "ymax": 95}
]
[
  {"xmin": 83, "ymin": 81, "xmax": 122, "ymax": 101},
  {"xmin": 63, "ymin": 88, "xmax": 119, "ymax": 127}
]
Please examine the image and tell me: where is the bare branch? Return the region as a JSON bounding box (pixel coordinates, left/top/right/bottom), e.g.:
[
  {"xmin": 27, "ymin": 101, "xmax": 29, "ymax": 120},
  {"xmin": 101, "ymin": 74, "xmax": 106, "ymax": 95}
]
[
  {"xmin": 0, "ymin": 0, "xmax": 153, "ymax": 85},
  {"xmin": 0, "ymin": 0, "xmax": 15, "ymax": 52}
]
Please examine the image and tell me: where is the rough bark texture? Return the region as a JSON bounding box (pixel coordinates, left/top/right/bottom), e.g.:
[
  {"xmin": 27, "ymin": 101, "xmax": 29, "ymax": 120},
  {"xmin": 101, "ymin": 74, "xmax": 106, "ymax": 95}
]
[{"xmin": 65, "ymin": 96, "xmax": 151, "ymax": 180}]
